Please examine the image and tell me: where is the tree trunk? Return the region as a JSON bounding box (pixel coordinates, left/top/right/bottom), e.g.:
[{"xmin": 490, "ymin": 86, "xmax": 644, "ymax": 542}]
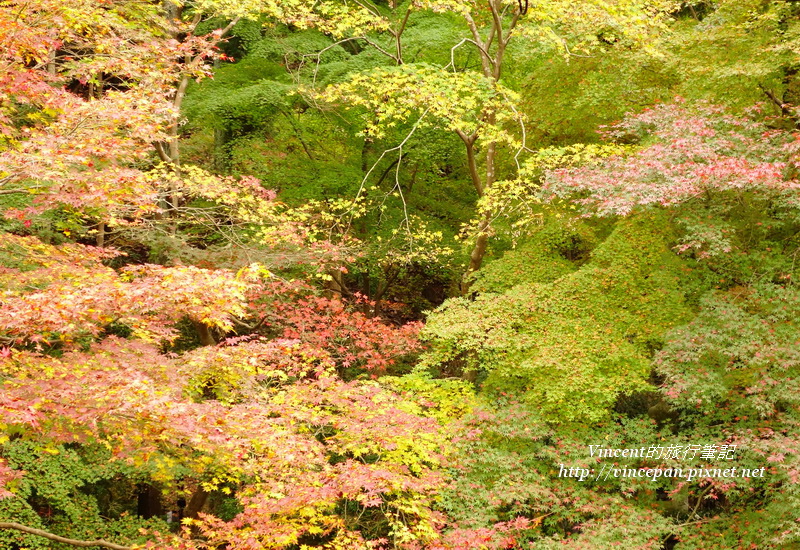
[
  {"xmin": 461, "ymin": 213, "xmax": 491, "ymax": 294},
  {"xmin": 184, "ymin": 487, "xmax": 209, "ymax": 520},
  {"xmin": 136, "ymin": 484, "xmax": 163, "ymax": 519},
  {"xmin": 214, "ymin": 126, "xmax": 231, "ymax": 173},
  {"xmin": 192, "ymin": 320, "xmax": 216, "ymax": 346},
  {"xmin": 456, "ymin": 3, "xmax": 519, "ymax": 294},
  {"xmin": 47, "ymin": 50, "xmax": 56, "ymax": 75},
  {"xmin": 95, "ymin": 221, "xmax": 105, "ymax": 247}
]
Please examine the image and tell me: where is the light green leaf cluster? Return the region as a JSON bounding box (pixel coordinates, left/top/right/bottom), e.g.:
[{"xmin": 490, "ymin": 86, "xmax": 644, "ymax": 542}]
[
  {"xmin": 191, "ymin": 0, "xmax": 389, "ymax": 36},
  {"xmin": 468, "ymin": 143, "xmax": 633, "ymax": 241},
  {"xmin": 421, "ymin": 212, "xmax": 692, "ymax": 422},
  {"xmin": 315, "ymin": 63, "xmax": 523, "ymax": 144},
  {"xmin": 513, "ymin": 0, "xmax": 677, "ymax": 56},
  {"xmin": 382, "ymin": 372, "xmax": 477, "ymax": 424}
]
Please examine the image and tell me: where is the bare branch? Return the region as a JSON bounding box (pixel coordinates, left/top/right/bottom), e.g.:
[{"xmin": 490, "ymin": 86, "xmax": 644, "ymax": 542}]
[
  {"xmin": 189, "ymin": 12, "xmax": 202, "ymax": 32},
  {"xmin": 231, "ymin": 315, "xmax": 268, "ymax": 331},
  {"xmin": 463, "ymin": 12, "xmax": 495, "ymax": 77},
  {"xmin": 487, "ymin": 0, "xmax": 504, "ymax": 48},
  {"xmin": 0, "ymin": 522, "xmax": 132, "ymax": 550},
  {"xmin": 361, "ymin": 37, "xmax": 398, "ymax": 63},
  {"xmin": 219, "ymin": 17, "xmax": 242, "ymax": 38},
  {"xmin": 502, "ymin": 10, "xmax": 521, "ymax": 47},
  {"xmin": 455, "ymin": 129, "xmax": 483, "ymax": 196},
  {"xmin": 301, "ymin": 37, "xmax": 397, "ymax": 86},
  {"xmin": 443, "ymin": 38, "xmax": 494, "ymax": 73},
  {"xmin": 759, "ymin": 83, "xmax": 797, "ymax": 122},
  {"xmin": 350, "ymin": 0, "xmax": 383, "ymax": 18},
  {"xmin": 393, "ymin": 6, "xmax": 413, "ymax": 64},
  {"xmin": 154, "ymin": 141, "xmax": 172, "ymax": 163},
  {"xmin": 0, "ymin": 185, "xmax": 48, "ymax": 195},
  {"xmin": 346, "ymin": 108, "xmax": 431, "ymax": 221}
]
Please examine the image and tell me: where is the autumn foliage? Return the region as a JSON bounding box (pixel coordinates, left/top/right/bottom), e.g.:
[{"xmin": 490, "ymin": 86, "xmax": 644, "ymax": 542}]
[{"xmin": 5, "ymin": 0, "xmax": 800, "ymax": 548}]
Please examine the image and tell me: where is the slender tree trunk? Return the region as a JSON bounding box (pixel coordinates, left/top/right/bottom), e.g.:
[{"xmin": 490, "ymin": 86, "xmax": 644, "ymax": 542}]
[
  {"xmin": 281, "ymin": 110, "xmax": 315, "ymax": 161},
  {"xmin": 457, "ymin": 2, "xmax": 519, "ymax": 293},
  {"xmin": 462, "ymin": 110, "xmax": 497, "ymax": 289},
  {"xmin": 166, "ymin": 74, "xmax": 190, "ymax": 214},
  {"xmin": 457, "ymin": 133, "xmax": 493, "ymax": 292},
  {"xmin": 137, "ymin": 484, "xmax": 164, "ymax": 519},
  {"xmin": 96, "ymin": 221, "xmax": 105, "ymax": 247},
  {"xmin": 184, "ymin": 487, "xmax": 209, "ymax": 520},
  {"xmin": 192, "ymin": 320, "xmax": 216, "ymax": 346},
  {"xmin": 358, "ymin": 136, "xmax": 375, "ymax": 309},
  {"xmin": 184, "ymin": 318, "xmax": 215, "ymax": 519},
  {"xmin": 372, "ymin": 267, "xmax": 399, "ymax": 318},
  {"xmin": 214, "ymin": 127, "xmax": 231, "ymax": 173},
  {"xmin": 326, "ymin": 268, "xmax": 349, "ymax": 298},
  {"xmin": 47, "ymin": 50, "xmax": 56, "ymax": 75}
]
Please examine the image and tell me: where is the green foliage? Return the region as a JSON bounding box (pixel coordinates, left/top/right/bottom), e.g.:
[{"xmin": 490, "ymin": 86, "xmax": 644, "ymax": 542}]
[
  {"xmin": 470, "ymin": 216, "xmax": 597, "ymax": 293},
  {"xmin": 183, "ymin": 66, "xmax": 292, "ymax": 135},
  {"xmin": 0, "ymin": 441, "xmax": 168, "ymax": 548},
  {"xmin": 664, "ymin": 0, "xmax": 798, "ymax": 110},
  {"xmin": 658, "ymin": 284, "xmax": 800, "ymax": 419},
  {"xmin": 514, "ymin": 50, "xmax": 672, "ymax": 145},
  {"xmin": 249, "ymin": 28, "xmax": 350, "ymax": 64},
  {"xmin": 438, "ymin": 401, "xmax": 676, "ymax": 547},
  {"xmin": 422, "ymin": 212, "xmax": 695, "ymax": 422},
  {"xmin": 506, "ymin": 0, "xmax": 800, "ymax": 148}
]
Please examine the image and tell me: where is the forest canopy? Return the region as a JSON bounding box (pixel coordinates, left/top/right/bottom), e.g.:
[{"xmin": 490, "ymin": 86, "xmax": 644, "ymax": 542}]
[{"xmin": 2, "ymin": 0, "xmax": 800, "ymax": 548}]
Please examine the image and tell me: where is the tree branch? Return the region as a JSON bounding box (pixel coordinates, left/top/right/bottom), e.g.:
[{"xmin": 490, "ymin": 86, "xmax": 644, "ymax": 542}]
[
  {"xmin": 0, "ymin": 522, "xmax": 132, "ymax": 550},
  {"xmin": 488, "ymin": 0, "xmax": 504, "ymax": 48},
  {"xmin": 502, "ymin": 10, "xmax": 521, "ymax": 47},
  {"xmin": 219, "ymin": 17, "xmax": 241, "ymax": 38},
  {"xmin": 374, "ymin": 157, "xmax": 402, "ymax": 189},
  {"xmin": 759, "ymin": 83, "xmax": 795, "ymax": 121},
  {"xmin": 154, "ymin": 141, "xmax": 171, "ymax": 163},
  {"xmin": 463, "ymin": 12, "xmax": 494, "ymax": 77},
  {"xmin": 393, "ymin": 6, "xmax": 412, "ymax": 64},
  {"xmin": 231, "ymin": 315, "xmax": 268, "ymax": 331},
  {"xmin": 301, "ymin": 37, "xmax": 398, "ymax": 85},
  {"xmin": 0, "ymin": 185, "xmax": 47, "ymax": 195},
  {"xmin": 455, "ymin": 129, "xmax": 483, "ymax": 196}
]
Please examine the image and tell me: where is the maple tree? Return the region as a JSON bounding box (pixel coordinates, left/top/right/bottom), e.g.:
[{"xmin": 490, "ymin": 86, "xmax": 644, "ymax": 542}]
[
  {"xmin": 436, "ymin": 99, "xmax": 800, "ymax": 546},
  {"xmin": 1, "ymin": 0, "xmax": 197, "ymax": 217},
  {"xmin": 0, "ymin": 1, "xmax": 444, "ymax": 548},
  {"xmin": 311, "ymin": 0, "xmax": 676, "ymax": 289},
  {"xmin": 0, "ymin": 337, "xmax": 448, "ymax": 549},
  {"xmin": 0, "ymin": 227, "xmax": 439, "ymax": 549}
]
